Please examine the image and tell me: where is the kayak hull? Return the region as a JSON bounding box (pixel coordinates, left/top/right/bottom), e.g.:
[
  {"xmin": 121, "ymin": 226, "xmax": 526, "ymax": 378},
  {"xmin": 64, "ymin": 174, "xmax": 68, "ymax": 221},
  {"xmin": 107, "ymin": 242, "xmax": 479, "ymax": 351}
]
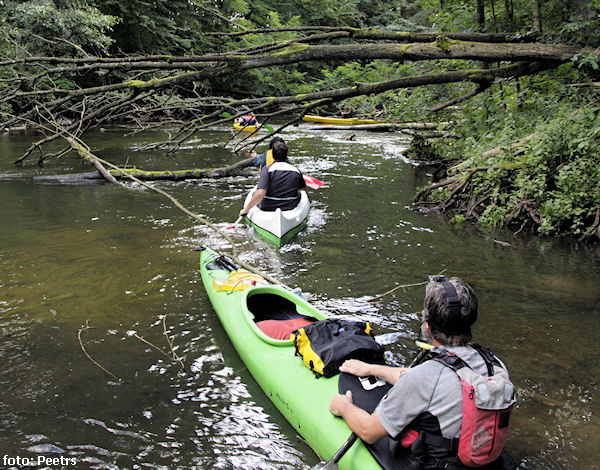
[
  {"xmin": 199, "ymin": 246, "xmax": 381, "ymax": 470},
  {"xmin": 233, "ymin": 122, "xmax": 259, "ymax": 132},
  {"xmin": 302, "ymin": 114, "xmax": 385, "ymax": 125},
  {"xmin": 244, "ymin": 187, "xmax": 310, "ymax": 247}
]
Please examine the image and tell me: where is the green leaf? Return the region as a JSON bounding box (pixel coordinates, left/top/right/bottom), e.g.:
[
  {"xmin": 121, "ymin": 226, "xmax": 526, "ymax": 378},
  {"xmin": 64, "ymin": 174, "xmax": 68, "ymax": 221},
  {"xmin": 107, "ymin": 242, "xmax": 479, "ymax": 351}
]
[{"xmin": 220, "ymin": 112, "xmax": 232, "ymax": 118}]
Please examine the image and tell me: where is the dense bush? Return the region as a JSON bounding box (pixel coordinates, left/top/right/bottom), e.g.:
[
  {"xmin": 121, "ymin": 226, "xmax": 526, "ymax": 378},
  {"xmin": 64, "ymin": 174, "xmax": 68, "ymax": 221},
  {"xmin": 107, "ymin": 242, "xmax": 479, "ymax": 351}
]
[{"xmin": 419, "ymin": 82, "xmax": 600, "ymax": 239}]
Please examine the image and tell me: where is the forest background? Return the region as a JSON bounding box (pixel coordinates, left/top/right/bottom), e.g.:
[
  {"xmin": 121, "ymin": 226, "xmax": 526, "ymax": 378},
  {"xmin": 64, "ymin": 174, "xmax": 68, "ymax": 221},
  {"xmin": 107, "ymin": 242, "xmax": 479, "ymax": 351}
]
[{"xmin": 1, "ymin": 0, "xmax": 600, "ymax": 241}]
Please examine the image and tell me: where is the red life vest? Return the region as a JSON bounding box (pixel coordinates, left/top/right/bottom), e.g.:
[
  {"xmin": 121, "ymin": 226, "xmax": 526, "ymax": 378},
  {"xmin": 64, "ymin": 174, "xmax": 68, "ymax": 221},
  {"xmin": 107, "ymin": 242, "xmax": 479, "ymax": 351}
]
[{"xmin": 401, "ymin": 344, "xmax": 516, "ymax": 468}]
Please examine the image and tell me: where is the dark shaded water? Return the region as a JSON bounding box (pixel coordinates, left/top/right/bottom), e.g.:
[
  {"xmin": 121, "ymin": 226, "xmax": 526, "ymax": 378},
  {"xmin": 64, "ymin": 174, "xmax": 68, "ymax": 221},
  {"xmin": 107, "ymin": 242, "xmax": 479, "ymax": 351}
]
[{"xmin": 0, "ymin": 125, "xmax": 598, "ymax": 469}]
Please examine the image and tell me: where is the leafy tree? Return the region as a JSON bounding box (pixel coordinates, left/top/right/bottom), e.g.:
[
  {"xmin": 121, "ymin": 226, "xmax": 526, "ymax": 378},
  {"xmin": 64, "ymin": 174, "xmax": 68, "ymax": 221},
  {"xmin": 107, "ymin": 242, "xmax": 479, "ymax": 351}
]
[
  {"xmin": 1, "ymin": 0, "xmax": 119, "ymax": 56},
  {"xmin": 93, "ymin": 0, "xmax": 209, "ymax": 54}
]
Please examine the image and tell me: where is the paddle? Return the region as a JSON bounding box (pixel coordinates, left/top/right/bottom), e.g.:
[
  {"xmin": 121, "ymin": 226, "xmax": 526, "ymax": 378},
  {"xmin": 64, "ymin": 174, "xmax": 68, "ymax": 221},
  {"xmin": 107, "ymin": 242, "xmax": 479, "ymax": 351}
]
[
  {"xmin": 303, "ymin": 174, "xmax": 324, "ymax": 189},
  {"xmin": 310, "ymin": 433, "xmax": 358, "ymax": 470},
  {"xmin": 226, "ymin": 216, "xmax": 242, "ymax": 230}
]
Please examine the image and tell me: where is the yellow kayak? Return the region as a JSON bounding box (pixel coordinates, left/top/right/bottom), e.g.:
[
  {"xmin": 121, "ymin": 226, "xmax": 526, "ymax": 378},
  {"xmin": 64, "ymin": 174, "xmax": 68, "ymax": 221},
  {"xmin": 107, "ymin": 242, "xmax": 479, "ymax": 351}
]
[
  {"xmin": 302, "ymin": 115, "xmax": 386, "ymax": 125},
  {"xmin": 233, "ymin": 122, "xmax": 259, "ymax": 132}
]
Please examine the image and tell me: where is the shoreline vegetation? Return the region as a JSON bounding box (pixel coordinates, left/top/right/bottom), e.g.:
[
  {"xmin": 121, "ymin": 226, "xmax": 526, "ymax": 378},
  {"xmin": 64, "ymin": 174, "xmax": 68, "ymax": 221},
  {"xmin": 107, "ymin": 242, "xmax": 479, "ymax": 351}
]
[{"xmin": 0, "ymin": 0, "xmax": 599, "ymax": 242}]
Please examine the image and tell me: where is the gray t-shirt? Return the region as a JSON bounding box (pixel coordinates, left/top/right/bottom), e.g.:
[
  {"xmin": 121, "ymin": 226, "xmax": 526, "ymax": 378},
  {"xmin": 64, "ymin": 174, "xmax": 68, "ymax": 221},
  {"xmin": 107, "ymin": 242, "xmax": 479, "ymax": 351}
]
[{"xmin": 375, "ymin": 346, "xmax": 492, "ymax": 439}]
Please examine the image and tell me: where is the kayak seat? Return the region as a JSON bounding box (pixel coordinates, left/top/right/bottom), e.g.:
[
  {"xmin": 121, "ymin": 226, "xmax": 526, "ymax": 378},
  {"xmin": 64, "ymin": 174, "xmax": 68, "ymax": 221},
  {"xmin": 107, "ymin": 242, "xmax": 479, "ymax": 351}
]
[
  {"xmin": 255, "ymin": 318, "xmax": 314, "ymax": 340},
  {"xmin": 247, "ymin": 293, "xmax": 316, "ymax": 340}
]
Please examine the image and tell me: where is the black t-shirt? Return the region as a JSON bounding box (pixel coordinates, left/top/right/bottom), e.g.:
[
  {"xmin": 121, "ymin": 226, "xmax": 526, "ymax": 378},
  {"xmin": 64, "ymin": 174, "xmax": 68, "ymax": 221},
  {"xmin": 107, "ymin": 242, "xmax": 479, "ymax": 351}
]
[{"xmin": 257, "ymin": 161, "xmax": 306, "ymax": 211}]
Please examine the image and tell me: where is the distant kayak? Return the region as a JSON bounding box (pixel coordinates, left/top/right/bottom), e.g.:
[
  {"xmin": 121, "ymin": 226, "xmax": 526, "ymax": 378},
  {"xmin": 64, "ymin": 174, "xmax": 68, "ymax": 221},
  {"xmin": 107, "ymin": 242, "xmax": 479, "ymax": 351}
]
[
  {"xmin": 233, "ymin": 122, "xmax": 259, "ymax": 132},
  {"xmin": 243, "ymin": 186, "xmax": 310, "ymax": 247},
  {"xmin": 199, "ymin": 246, "xmax": 383, "ymax": 469},
  {"xmin": 302, "ymin": 114, "xmax": 386, "ymax": 125}
]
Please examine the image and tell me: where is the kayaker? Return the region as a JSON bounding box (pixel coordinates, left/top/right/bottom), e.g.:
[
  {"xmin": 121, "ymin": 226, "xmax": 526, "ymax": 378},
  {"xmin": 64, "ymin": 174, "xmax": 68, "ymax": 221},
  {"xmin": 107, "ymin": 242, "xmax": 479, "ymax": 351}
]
[
  {"xmin": 235, "ymin": 113, "xmax": 258, "ymax": 126},
  {"xmin": 251, "ymin": 136, "xmax": 286, "ymax": 169},
  {"xmin": 239, "ymin": 140, "xmax": 306, "ymax": 216},
  {"xmin": 341, "ymin": 105, "xmax": 355, "ymax": 118},
  {"xmin": 328, "ymin": 276, "xmax": 516, "ymax": 470}
]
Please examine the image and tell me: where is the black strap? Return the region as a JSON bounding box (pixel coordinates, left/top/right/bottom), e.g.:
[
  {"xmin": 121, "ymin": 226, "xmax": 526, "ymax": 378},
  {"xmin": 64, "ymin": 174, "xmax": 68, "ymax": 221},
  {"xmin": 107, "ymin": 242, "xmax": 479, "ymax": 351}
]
[
  {"xmin": 470, "ymin": 343, "xmax": 502, "ymax": 377},
  {"xmin": 441, "ymin": 281, "xmax": 461, "ymax": 318},
  {"xmin": 431, "ymin": 344, "xmax": 503, "ymax": 378},
  {"xmin": 421, "ymin": 432, "xmax": 459, "ymax": 451}
]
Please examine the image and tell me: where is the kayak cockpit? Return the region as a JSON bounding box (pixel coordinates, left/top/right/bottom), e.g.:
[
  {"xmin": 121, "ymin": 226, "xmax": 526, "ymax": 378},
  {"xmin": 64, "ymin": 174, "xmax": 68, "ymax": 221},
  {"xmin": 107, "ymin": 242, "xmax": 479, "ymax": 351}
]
[{"xmin": 245, "ymin": 290, "xmax": 318, "ymax": 341}]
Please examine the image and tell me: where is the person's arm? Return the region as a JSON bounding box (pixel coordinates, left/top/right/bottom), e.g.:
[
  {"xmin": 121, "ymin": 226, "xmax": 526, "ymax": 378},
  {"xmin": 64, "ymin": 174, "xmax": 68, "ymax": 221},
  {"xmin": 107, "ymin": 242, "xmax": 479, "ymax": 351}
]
[
  {"xmin": 339, "ymin": 359, "xmax": 408, "ymax": 385},
  {"xmin": 239, "ymin": 189, "xmax": 266, "ymax": 217},
  {"xmin": 329, "ymin": 391, "xmax": 388, "ymax": 444},
  {"xmin": 253, "ymin": 151, "xmax": 267, "ymax": 168}
]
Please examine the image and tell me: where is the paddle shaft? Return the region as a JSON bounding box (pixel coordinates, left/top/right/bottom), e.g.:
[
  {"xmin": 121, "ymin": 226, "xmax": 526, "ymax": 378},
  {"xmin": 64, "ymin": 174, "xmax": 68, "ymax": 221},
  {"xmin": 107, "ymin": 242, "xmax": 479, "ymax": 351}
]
[
  {"xmin": 330, "ymin": 433, "xmax": 358, "ymax": 464},
  {"xmin": 311, "ymin": 432, "xmax": 358, "ymax": 470}
]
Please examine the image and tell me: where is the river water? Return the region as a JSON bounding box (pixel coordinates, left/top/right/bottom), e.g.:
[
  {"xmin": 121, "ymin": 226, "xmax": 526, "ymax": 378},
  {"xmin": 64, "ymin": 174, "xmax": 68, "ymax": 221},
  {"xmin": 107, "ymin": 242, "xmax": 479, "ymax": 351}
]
[{"xmin": 0, "ymin": 124, "xmax": 598, "ymax": 470}]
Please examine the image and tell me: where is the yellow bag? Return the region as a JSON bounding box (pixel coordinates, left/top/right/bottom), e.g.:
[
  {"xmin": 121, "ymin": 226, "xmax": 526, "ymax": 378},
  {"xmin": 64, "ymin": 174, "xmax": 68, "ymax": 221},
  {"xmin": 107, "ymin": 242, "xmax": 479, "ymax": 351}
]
[
  {"xmin": 212, "ymin": 270, "xmax": 267, "ymax": 292},
  {"xmin": 290, "ymin": 319, "xmax": 385, "ymax": 378}
]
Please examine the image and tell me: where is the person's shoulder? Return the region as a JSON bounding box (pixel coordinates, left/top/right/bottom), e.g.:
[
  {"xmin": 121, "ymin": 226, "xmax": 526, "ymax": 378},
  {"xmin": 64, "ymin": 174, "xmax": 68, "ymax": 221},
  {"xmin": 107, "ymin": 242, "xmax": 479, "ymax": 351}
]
[
  {"xmin": 269, "ymin": 160, "xmax": 298, "ymax": 171},
  {"xmin": 408, "ymin": 359, "xmax": 446, "ymax": 377}
]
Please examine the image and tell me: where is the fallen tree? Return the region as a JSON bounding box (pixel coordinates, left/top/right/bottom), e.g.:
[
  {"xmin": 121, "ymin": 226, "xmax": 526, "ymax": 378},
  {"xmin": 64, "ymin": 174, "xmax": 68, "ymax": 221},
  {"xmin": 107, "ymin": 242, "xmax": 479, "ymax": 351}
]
[
  {"xmin": 1, "ymin": 27, "xmax": 595, "ymax": 165},
  {"xmin": 3, "ymin": 24, "xmax": 599, "ymax": 242}
]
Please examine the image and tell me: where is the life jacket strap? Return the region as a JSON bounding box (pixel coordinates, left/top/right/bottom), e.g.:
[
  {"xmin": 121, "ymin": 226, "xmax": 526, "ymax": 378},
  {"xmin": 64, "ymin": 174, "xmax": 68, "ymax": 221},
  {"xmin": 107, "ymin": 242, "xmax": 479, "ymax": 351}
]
[
  {"xmin": 264, "ymin": 193, "xmax": 300, "ymax": 201},
  {"xmin": 421, "ymin": 431, "xmax": 459, "ymax": 451}
]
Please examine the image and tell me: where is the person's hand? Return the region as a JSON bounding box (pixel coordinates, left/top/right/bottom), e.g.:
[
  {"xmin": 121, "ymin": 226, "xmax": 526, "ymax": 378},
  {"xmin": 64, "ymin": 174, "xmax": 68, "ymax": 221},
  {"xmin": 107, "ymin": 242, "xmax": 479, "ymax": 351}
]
[
  {"xmin": 329, "ymin": 390, "xmax": 353, "ymax": 416},
  {"xmin": 339, "ymin": 359, "xmax": 372, "ymax": 377},
  {"xmin": 239, "ymin": 208, "xmax": 248, "ymax": 217}
]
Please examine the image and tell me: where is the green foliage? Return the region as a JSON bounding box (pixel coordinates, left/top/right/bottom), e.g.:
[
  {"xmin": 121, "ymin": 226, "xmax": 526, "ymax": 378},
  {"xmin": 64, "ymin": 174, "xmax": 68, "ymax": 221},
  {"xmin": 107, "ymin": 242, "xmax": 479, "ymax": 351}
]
[
  {"xmin": 452, "ymin": 213, "xmax": 467, "ymax": 225},
  {"xmin": 423, "ymin": 80, "xmax": 600, "ymax": 238},
  {"xmin": 94, "ymin": 0, "xmax": 218, "ymax": 54},
  {"xmin": 2, "ymin": 0, "xmax": 119, "ymax": 56}
]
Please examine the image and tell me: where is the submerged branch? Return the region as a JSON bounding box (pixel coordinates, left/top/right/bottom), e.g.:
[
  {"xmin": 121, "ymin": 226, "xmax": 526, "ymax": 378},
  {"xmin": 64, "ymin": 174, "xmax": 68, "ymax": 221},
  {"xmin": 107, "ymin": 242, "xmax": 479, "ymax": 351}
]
[{"xmin": 78, "ymin": 321, "xmax": 121, "ymax": 382}]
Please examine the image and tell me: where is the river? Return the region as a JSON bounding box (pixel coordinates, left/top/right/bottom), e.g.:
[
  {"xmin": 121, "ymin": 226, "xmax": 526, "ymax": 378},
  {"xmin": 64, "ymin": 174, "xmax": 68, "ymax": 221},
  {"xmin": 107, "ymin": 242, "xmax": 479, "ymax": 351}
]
[{"xmin": 0, "ymin": 124, "xmax": 598, "ymax": 469}]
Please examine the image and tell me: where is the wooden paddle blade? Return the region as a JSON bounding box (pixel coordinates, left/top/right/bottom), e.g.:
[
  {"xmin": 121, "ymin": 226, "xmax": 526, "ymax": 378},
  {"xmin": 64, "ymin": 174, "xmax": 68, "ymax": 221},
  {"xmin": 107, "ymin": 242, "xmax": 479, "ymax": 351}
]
[{"xmin": 303, "ymin": 174, "xmax": 324, "ymax": 189}]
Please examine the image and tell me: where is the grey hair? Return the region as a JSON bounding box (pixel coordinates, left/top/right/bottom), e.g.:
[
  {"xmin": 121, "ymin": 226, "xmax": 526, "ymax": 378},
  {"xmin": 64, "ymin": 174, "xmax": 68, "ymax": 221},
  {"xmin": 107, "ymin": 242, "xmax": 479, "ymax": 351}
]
[{"xmin": 423, "ymin": 277, "xmax": 478, "ymax": 346}]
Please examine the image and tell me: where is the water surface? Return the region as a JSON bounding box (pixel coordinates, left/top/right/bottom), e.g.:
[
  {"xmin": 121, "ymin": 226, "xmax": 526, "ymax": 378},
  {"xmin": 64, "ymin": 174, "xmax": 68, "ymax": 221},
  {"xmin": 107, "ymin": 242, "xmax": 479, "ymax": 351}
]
[{"xmin": 0, "ymin": 124, "xmax": 598, "ymax": 469}]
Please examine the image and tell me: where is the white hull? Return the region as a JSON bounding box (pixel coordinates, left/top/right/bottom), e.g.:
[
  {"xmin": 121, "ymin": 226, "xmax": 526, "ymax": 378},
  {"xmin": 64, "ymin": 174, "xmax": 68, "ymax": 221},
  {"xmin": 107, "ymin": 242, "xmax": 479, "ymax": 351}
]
[{"xmin": 244, "ymin": 186, "xmax": 310, "ymax": 241}]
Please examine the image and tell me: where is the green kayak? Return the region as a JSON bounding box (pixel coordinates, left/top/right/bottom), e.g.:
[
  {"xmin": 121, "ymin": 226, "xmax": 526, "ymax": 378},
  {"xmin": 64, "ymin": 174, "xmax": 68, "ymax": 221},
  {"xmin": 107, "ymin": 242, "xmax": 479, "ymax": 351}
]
[{"xmin": 199, "ymin": 246, "xmax": 382, "ymax": 470}]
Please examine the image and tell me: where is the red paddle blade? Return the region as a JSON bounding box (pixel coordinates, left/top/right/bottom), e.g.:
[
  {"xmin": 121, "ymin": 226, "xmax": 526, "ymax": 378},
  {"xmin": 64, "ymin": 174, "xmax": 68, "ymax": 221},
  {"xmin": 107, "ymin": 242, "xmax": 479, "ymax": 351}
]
[
  {"xmin": 303, "ymin": 174, "xmax": 324, "ymax": 189},
  {"xmin": 227, "ymin": 216, "xmax": 243, "ymax": 229}
]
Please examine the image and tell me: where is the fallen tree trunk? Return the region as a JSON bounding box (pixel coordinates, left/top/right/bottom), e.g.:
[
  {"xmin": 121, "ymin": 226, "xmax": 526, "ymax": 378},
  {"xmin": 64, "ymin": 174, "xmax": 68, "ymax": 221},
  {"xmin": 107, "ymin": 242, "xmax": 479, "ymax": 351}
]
[
  {"xmin": 67, "ymin": 137, "xmax": 119, "ymax": 184},
  {"xmin": 108, "ymin": 157, "xmax": 255, "ymax": 180},
  {"xmin": 24, "ymin": 157, "xmax": 257, "ymax": 184}
]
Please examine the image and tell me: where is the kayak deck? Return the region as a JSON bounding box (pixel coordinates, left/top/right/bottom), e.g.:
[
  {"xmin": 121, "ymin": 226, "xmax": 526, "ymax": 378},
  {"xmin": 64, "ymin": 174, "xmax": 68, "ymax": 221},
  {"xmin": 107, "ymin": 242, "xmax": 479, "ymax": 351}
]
[
  {"xmin": 199, "ymin": 247, "xmax": 381, "ymax": 470},
  {"xmin": 233, "ymin": 122, "xmax": 259, "ymax": 132},
  {"xmin": 302, "ymin": 114, "xmax": 386, "ymax": 125}
]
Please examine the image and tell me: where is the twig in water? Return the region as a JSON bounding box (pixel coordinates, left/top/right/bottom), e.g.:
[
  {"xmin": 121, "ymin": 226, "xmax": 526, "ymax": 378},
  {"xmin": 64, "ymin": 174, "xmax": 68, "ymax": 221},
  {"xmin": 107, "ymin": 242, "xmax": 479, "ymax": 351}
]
[
  {"xmin": 134, "ymin": 333, "xmax": 186, "ymax": 372},
  {"xmin": 367, "ymin": 269, "xmax": 447, "ymax": 303},
  {"xmin": 366, "ymin": 281, "xmax": 428, "ymax": 304},
  {"xmin": 162, "ymin": 314, "xmax": 186, "ymax": 370},
  {"xmin": 78, "ymin": 320, "xmax": 121, "ymax": 381}
]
